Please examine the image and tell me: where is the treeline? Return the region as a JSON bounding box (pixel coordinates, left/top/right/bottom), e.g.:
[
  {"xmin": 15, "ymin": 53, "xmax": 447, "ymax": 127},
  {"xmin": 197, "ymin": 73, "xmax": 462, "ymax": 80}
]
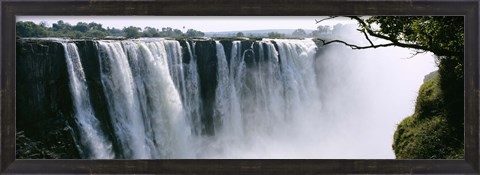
[
  {"xmin": 16, "ymin": 20, "xmax": 205, "ymax": 39},
  {"xmin": 233, "ymin": 24, "xmax": 353, "ymax": 39}
]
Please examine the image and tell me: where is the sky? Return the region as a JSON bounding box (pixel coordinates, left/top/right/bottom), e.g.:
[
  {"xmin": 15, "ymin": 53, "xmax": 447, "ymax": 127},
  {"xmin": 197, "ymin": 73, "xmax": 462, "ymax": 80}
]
[{"xmin": 16, "ymin": 16, "xmax": 355, "ymax": 32}]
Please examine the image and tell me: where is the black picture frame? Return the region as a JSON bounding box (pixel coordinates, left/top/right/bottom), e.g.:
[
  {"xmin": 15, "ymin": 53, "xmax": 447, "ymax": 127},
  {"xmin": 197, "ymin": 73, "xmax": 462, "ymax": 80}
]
[{"xmin": 1, "ymin": 0, "xmax": 479, "ymax": 174}]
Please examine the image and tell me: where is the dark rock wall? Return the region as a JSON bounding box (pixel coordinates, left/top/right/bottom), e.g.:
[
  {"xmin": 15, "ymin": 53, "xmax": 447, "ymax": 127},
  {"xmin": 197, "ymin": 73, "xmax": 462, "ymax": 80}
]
[
  {"xmin": 194, "ymin": 40, "xmax": 218, "ymax": 135},
  {"xmin": 16, "ymin": 40, "xmax": 80, "ymax": 158}
]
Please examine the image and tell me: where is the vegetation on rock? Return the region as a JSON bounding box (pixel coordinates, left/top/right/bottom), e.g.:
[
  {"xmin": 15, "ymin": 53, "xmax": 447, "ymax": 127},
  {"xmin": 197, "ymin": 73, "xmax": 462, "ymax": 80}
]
[{"xmin": 393, "ymin": 75, "xmax": 463, "ymax": 159}]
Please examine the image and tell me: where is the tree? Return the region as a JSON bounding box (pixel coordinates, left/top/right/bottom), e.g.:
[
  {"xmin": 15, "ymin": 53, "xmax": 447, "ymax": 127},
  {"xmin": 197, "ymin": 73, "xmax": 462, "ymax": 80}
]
[
  {"xmin": 16, "ymin": 21, "xmax": 48, "ymax": 37},
  {"xmin": 316, "ymin": 16, "xmax": 463, "ymax": 57},
  {"xmin": 107, "ymin": 27, "xmax": 124, "ymax": 36},
  {"xmin": 267, "ymin": 32, "xmax": 285, "ymax": 38},
  {"xmin": 86, "ymin": 29, "xmax": 108, "ymax": 38},
  {"xmin": 173, "ymin": 29, "xmax": 184, "ymax": 37},
  {"xmin": 39, "ymin": 21, "xmax": 48, "ymax": 28},
  {"xmin": 143, "ymin": 27, "xmax": 160, "ymax": 37},
  {"xmin": 236, "ymin": 32, "xmax": 245, "ymax": 37},
  {"xmin": 186, "ymin": 29, "xmax": 205, "ymax": 37},
  {"xmin": 162, "ymin": 27, "xmax": 173, "ymax": 36},
  {"xmin": 88, "ymin": 22, "xmax": 106, "ymax": 32},
  {"xmin": 52, "ymin": 20, "xmax": 72, "ymax": 32},
  {"xmin": 73, "ymin": 22, "xmax": 89, "ymax": 33},
  {"xmin": 161, "ymin": 27, "xmax": 184, "ymax": 37},
  {"xmin": 292, "ymin": 29, "xmax": 307, "ymax": 38},
  {"xmin": 123, "ymin": 26, "xmax": 141, "ymax": 38},
  {"xmin": 16, "ymin": 20, "xmax": 205, "ymax": 39}
]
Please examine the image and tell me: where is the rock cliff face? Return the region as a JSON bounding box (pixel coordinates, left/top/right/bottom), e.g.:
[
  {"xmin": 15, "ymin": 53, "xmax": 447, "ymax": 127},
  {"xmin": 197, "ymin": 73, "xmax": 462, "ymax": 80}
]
[
  {"xmin": 191, "ymin": 40, "xmax": 218, "ymax": 135},
  {"xmin": 16, "ymin": 40, "xmax": 80, "ymax": 158}
]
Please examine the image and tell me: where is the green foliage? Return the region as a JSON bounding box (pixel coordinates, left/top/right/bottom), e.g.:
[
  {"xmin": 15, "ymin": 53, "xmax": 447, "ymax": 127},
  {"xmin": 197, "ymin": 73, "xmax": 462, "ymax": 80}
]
[
  {"xmin": 16, "ymin": 21, "xmax": 48, "ymax": 37},
  {"xmin": 186, "ymin": 29, "xmax": 205, "ymax": 37},
  {"xmin": 16, "ymin": 20, "xmax": 206, "ymax": 39},
  {"xmin": 365, "ymin": 16, "xmax": 463, "ymax": 57},
  {"xmin": 161, "ymin": 27, "xmax": 183, "ymax": 38},
  {"xmin": 52, "ymin": 20, "xmax": 72, "ymax": 31},
  {"xmin": 393, "ymin": 114, "xmax": 461, "ymax": 159},
  {"xmin": 267, "ymin": 32, "xmax": 285, "ymax": 38},
  {"xmin": 123, "ymin": 26, "xmax": 141, "ymax": 38},
  {"xmin": 393, "ymin": 74, "xmax": 463, "ymax": 159},
  {"xmin": 107, "ymin": 27, "xmax": 125, "ymax": 36},
  {"xmin": 414, "ymin": 75, "xmax": 442, "ymax": 119},
  {"xmin": 236, "ymin": 32, "xmax": 245, "ymax": 37},
  {"xmin": 143, "ymin": 27, "xmax": 161, "ymax": 37},
  {"xmin": 73, "ymin": 22, "xmax": 89, "ymax": 33}
]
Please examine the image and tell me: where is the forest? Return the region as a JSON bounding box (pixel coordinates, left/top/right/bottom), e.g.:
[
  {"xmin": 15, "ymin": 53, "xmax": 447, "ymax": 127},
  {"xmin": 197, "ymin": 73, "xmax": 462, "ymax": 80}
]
[{"xmin": 16, "ymin": 20, "xmax": 206, "ymax": 38}]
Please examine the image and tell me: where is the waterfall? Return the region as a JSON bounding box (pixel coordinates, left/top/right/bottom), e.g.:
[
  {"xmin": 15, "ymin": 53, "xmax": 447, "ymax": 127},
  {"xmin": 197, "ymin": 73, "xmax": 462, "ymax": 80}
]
[
  {"xmin": 214, "ymin": 41, "xmax": 244, "ymax": 138},
  {"xmin": 96, "ymin": 40, "xmax": 194, "ymax": 158},
  {"xmin": 184, "ymin": 41, "xmax": 203, "ymax": 135},
  {"xmin": 122, "ymin": 40, "xmax": 193, "ymax": 158},
  {"xmin": 97, "ymin": 41, "xmax": 152, "ymax": 159},
  {"xmin": 63, "ymin": 38, "xmax": 322, "ymax": 158},
  {"xmin": 274, "ymin": 39, "xmax": 321, "ymax": 118},
  {"xmin": 52, "ymin": 38, "xmax": 435, "ymax": 159},
  {"xmin": 62, "ymin": 42, "xmax": 114, "ymax": 159}
]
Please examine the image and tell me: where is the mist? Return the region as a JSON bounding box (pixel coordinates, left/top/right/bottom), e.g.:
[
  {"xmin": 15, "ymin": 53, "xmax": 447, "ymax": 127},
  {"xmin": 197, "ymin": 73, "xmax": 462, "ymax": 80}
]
[
  {"xmin": 191, "ymin": 27, "xmax": 437, "ymax": 159},
  {"xmin": 42, "ymin": 27, "xmax": 437, "ymax": 159}
]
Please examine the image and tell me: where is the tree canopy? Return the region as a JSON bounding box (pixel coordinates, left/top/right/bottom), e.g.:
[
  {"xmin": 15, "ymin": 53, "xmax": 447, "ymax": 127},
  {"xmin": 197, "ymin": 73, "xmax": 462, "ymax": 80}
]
[
  {"xmin": 123, "ymin": 26, "xmax": 141, "ymax": 39},
  {"xmin": 186, "ymin": 29, "xmax": 205, "ymax": 38},
  {"xmin": 236, "ymin": 32, "xmax": 245, "ymax": 37},
  {"xmin": 16, "ymin": 21, "xmax": 48, "ymax": 38},
  {"xmin": 267, "ymin": 32, "xmax": 285, "ymax": 38},
  {"xmin": 16, "ymin": 20, "xmax": 206, "ymax": 39},
  {"xmin": 316, "ymin": 16, "xmax": 463, "ymax": 58}
]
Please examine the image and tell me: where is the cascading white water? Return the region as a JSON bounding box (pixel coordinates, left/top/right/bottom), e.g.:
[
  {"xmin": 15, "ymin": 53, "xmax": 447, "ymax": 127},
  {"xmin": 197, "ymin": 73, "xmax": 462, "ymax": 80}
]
[
  {"xmin": 214, "ymin": 41, "xmax": 244, "ymax": 139},
  {"xmin": 62, "ymin": 37, "xmax": 435, "ymax": 159},
  {"xmin": 122, "ymin": 40, "xmax": 193, "ymax": 158},
  {"xmin": 201, "ymin": 39, "xmax": 323, "ymax": 158},
  {"xmin": 97, "ymin": 41, "xmax": 152, "ymax": 159},
  {"xmin": 183, "ymin": 41, "xmax": 203, "ymax": 135},
  {"xmin": 62, "ymin": 42, "xmax": 114, "ymax": 159}
]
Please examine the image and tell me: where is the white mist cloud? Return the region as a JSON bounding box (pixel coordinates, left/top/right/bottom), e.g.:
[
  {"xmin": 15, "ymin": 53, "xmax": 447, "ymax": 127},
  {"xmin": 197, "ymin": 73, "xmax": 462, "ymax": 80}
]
[{"xmin": 313, "ymin": 30, "xmax": 437, "ymax": 158}]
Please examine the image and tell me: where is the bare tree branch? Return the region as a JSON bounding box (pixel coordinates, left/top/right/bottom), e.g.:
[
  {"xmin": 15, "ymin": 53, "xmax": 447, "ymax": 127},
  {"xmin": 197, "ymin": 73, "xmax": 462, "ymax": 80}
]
[
  {"xmin": 358, "ymin": 29, "xmax": 375, "ymax": 46},
  {"xmin": 317, "ymin": 39, "xmax": 395, "ymax": 50},
  {"xmin": 315, "ymin": 16, "xmax": 337, "ymax": 24},
  {"xmin": 402, "ymin": 50, "xmax": 428, "ymax": 59},
  {"xmin": 314, "ymin": 16, "xmax": 463, "ymax": 58}
]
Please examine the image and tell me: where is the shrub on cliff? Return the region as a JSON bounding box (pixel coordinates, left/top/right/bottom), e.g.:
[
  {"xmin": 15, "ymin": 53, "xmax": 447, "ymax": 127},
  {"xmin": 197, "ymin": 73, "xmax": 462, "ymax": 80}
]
[{"xmin": 393, "ymin": 73, "xmax": 463, "ymax": 159}]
